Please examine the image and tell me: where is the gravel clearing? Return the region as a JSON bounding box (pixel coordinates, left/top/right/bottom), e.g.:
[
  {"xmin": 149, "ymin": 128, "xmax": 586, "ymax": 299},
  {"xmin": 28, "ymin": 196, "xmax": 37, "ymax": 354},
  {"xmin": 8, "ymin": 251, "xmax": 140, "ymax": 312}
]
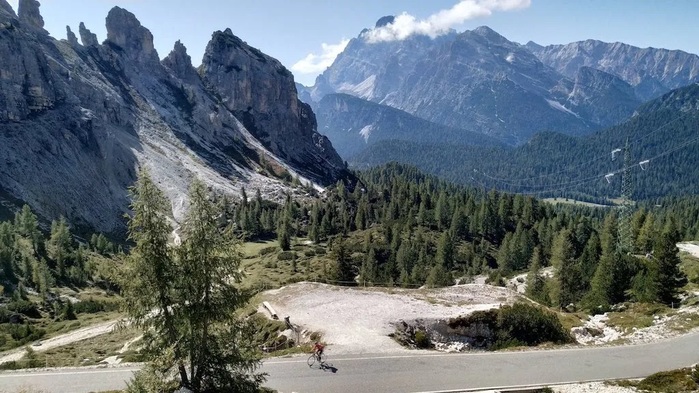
[{"xmin": 262, "ymin": 282, "xmax": 519, "ymax": 354}]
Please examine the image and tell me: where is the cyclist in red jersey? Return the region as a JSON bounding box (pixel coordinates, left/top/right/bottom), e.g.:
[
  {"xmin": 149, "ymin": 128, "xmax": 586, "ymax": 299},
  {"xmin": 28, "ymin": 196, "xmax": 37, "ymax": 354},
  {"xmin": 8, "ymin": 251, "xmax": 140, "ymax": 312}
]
[{"xmin": 312, "ymin": 342, "xmax": 325, "ymax": 359}]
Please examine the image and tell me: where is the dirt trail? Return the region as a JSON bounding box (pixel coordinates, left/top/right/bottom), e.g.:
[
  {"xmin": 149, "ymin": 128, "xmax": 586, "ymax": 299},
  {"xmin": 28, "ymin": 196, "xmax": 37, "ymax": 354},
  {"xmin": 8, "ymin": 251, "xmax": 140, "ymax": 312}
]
[
  {"xmin": 0, "ymin": 319, "xmax": 120, "ymax": 365},
  {"xmin": 678, "ymin": 242, "xmax": 699, "ymax": 258}
]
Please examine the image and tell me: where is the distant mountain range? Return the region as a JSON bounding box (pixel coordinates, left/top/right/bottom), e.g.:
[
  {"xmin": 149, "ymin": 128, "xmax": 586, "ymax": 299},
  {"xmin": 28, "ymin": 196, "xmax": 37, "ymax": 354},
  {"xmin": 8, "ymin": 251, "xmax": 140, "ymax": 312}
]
[
  {"xmin": 526, "ymin": 40, "xmax": 699, "ymax": 101},
  {"xmin": 350, "ymin": 83, "xmax": 699, "ymax": 202},
  {"xmin": 0, "ymin": 1, "xmax": 347, "ymax": 234},
  {"xmin": 299, "ymin": 17, "xmax": 699, "ymax": 160}
]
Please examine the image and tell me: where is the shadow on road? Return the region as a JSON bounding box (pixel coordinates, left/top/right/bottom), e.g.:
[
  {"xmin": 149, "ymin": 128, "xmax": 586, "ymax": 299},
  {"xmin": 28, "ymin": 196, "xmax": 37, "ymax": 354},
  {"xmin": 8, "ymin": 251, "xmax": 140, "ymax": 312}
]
[{"xmin": 320, "ymin": 362, "xmax": 338, "ymax": 373}]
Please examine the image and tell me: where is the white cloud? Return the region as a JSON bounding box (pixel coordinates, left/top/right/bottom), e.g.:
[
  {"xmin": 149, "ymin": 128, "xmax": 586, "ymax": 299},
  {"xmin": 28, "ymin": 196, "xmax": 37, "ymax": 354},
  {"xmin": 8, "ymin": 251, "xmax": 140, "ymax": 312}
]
[
  {"xmin": 291, "ymin": 39, "xmax": 350, "ymax": 76},
  {"xmin": 363, "ymin": 0, "xmax": 531, "ymax": 43}
]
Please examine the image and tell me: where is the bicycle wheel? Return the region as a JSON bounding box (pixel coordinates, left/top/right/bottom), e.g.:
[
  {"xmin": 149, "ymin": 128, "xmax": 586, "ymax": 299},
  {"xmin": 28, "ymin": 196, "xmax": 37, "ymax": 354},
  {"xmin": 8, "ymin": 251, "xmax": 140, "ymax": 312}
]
[{"xmin": 307, "ymin": 354, "xmax": 316, "ymax": 367}]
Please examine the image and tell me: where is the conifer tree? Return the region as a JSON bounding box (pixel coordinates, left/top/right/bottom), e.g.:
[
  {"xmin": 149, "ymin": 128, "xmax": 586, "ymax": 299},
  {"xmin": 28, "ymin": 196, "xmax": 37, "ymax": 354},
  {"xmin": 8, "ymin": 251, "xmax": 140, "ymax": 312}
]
[
  {"xmin": 122, "ymin": 169, "xmax": 189, "ymax": 386},
  {"xmin": 48, "ymin": 217, "xmax": 72, "ymax": 279},
  {"xmin": 584, "ymin": 214, "xmax": 619, "ymax": 311},
  {"xmin": 653, "ymin": 218, "xmax": 688, "ymax": 305},
  {"xmin": 549, "ymin": 229, "xmax": 576, "ymax": 309},
  {"xmin": 525, "ymin": 247, "xmax": 547, "ymax": 303},
  {"xmin": 176, "ymin": 179, "xmax": 263, "ymax": 391},
  {"xmin": 436, "ymin": 231, "xmax": 454, "ymax": 270}
]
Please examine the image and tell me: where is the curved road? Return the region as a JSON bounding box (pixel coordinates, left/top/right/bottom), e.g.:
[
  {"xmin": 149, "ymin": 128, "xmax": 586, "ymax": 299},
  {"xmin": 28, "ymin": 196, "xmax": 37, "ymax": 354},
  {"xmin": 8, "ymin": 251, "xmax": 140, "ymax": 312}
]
[{"xmin": 1, "ymin": 332, "xmax": 698, "ymax": 393}]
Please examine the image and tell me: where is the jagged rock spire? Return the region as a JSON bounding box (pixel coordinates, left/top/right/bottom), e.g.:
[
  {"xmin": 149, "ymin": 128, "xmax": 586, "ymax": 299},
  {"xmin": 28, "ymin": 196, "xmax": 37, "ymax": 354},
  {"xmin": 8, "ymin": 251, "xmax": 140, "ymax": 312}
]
[
  {"xmin": 163, "ymin": 40, "xmax": 197, "ymax": 81},
  {"xmin": 66, "ymin": 26, "xmax": 78, "ymax": 46},
  {"xmin": 105, "ymin": 6, "xmax": 158, "ymax": 63},
  {"xmin": 79, "ymin": 22, "xmax": 98, "ymax": 47},
  {"xmin": 18, "ymin": 0, "xmax": 44, "ymax": 31}
]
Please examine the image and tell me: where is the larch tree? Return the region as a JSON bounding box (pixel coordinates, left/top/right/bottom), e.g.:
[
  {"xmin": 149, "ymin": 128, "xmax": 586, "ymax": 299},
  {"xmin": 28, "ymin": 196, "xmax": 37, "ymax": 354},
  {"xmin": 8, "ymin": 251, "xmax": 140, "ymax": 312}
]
[
  {"xmin": 124, "ymin": 172, "xmax": 263, "ymax": 392},
  {"xmin": 122, "ymin": 169, "xmax": 188, "ymax": 389},
  {"xmin": 177, "ymin": 179, "xmax": 264, "ymax": 392}
]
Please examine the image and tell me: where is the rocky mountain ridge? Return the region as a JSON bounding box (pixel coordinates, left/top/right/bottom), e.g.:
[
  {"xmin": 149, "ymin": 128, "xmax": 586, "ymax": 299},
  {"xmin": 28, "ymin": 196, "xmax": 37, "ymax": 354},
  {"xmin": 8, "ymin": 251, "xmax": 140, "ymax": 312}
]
[
  {"xmin": 312, "ymin": 93, "xmax": 501, "ymax": 158},
  {"xmin": 0, "ymin": 0, "xmax": 346, "ymax": 234},
  {"xmin": 526, "ymin": 39, "xmax": 699, "ymax": 101},
  {"xmin": 305, "ymin": 20, "xmax": 648, "ymax": 150}
]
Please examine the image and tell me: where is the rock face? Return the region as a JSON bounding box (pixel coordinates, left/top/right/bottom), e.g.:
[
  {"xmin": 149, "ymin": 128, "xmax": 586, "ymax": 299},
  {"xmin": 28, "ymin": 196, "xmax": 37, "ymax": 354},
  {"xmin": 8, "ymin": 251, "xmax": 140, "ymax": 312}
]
[
  {"xmin": 78, "ymin": 22, "xmax": 98, "ymax": 47},
  {"xmin": 310, "ymin": 21, "xmax": 696, "ymax": 148},
  {"xmin": 312, "ymin": 93, "xmax": 501, "ymax": 158},
  {"xmin": 309, "ymin": 22, "xmax": 643, "ymax": 145},
  {"xmin": 561, "ymin": 66, "xmax": 639, "ymax": 126},
  {"xmin": 17, "ymin": 0, "xmax": 44, "ymax": 31},
  {"xmin": 526, "ymin": 39, "xmax": 699, "ymax": 101},
  {"xmin": 65, "ymin": 25, "xmax": 78, "ymax": 45},
  {"xmin": 0, "ymin": 0, "xmax": 15, "ymax": 17},
  {"xmin": 0, "ymin": 4, "xmax": 346, "ymax": 234},
  {"xmin": 199, "ymin": 29, "xmax": 343, "ymax": 181},
  {"xmin": 105, "ymin": 7, "xmax": 158, "ymax": 63}
]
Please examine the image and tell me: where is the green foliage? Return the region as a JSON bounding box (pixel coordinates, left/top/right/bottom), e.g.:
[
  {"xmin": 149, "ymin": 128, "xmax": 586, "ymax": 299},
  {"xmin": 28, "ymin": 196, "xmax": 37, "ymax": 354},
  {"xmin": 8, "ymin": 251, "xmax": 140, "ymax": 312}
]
[
  {"xmin": 122, "ymin": 171, "xmax": 264, "ymax": 391},
  {"xmin": 277, "ymin": 251, "xmax": 296, "ymax": 261},
  {"xmin": 635, "ymin": 368, "xmax": 698, "ymax": 392},
  {"xmin": 447, "ymin": 303, "xmax": 573, "ymax": 350},
  {"xmin": 6, "ymin": 300, "xmax": 40, "ymax": 318},
  {"xmin": 414, "ymin": 330, "xmax": 430, "ymax": 349},
  {"xmin": 60, "ymin": 301, "xmax": 77, "ymax": 321},
  {"xmin": 652, "ymin": 219, "xmax": 688, "ymax": 305},
  {"xmin": 72, "ymin": 298, "xmax": 119, "ymax": 314},
  {"xmin": 494, "ymin": 303, "xmax": 573, "ymax": 349},
  {"xmin": 351, "ymin": 85, "xmax": 699, "ymax": 202}
]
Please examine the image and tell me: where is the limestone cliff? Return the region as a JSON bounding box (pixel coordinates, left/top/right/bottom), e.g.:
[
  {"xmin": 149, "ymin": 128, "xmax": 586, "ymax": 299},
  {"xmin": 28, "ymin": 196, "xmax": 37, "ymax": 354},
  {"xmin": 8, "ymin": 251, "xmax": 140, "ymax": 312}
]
[{"xmin": 0, "ymin": 2, "xmax": 346, "ymax": 234}]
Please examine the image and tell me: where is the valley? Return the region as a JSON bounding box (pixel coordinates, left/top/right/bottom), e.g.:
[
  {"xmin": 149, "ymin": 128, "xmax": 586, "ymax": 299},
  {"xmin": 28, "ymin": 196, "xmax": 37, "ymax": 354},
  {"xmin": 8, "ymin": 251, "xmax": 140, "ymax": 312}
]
[{"xmin": 1, "ymin": 0, "xmax": 699, "ymax": 393}]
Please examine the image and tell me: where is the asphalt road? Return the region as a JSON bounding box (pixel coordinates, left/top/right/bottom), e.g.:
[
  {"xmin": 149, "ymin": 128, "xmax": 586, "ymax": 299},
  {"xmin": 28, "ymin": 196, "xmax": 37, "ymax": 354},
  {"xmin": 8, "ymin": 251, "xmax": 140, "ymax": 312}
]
[{"xmin": 1, "ymin": 332, "xmax": 698, "ymax": 393}]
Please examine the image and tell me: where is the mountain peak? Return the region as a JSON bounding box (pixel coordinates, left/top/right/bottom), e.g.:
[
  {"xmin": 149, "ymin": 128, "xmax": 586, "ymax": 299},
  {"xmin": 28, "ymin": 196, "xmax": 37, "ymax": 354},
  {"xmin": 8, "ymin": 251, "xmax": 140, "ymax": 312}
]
[
  {"xmin": 471, "ymin": 25, "xmax": 507, "ymax": 42},
  {"xmin": 65, "ymin": 25, "xmax": 78, "ymax": 45},
  {"xmin": 105, "ymin": 6, "xmax": 158, "ymax": 62},
  {"xmin": 375, "ymin": 15, "xmax": 395, "ymax": 28},
  {"xmin": 18, "ymin": 0, "xmax": 45, "ymax": 32},
  {"xmin": 163, "ymin": 40, "xmax": 197, "ymax": 81},
  {"xmin": 78, "ymin": 22, "xmax": 98, "ymax": 46}
]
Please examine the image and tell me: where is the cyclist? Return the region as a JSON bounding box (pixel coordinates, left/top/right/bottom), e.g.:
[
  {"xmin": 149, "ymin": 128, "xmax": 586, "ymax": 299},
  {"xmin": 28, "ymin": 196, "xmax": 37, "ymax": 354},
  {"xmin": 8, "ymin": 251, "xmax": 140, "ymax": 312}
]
[{"xmin": 312, "ymin": 341, "xmax": 325, "ymax": 361}]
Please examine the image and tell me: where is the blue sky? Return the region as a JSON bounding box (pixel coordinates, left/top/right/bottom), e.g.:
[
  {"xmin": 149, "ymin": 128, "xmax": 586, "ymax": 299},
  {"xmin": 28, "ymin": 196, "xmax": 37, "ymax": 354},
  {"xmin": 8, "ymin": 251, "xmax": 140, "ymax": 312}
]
[{"xmin": 8, "ymin": 0, "xmax": 699, "ymax": 86}]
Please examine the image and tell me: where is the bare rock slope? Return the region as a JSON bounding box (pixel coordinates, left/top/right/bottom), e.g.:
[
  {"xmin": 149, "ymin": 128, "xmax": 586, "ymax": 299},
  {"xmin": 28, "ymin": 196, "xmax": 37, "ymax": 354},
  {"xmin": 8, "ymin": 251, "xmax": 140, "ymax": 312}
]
[{"xmin": 0, "ymin": 1, "xmax": 346, "ymax": 233}]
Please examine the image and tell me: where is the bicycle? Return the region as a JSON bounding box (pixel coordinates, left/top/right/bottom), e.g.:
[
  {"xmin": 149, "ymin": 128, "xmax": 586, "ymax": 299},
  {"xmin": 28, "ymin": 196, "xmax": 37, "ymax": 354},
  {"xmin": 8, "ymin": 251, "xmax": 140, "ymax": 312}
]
[{"xmin": 307, "ymin": 351, "xmax": 326, "ymax": 368}]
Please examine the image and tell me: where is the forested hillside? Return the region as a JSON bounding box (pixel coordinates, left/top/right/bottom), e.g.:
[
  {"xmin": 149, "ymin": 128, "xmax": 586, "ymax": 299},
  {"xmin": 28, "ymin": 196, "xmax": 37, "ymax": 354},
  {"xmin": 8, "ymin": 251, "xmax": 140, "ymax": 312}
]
[
  {"xmin": 231, "ymin": 163, "xmax": 692, "ymax": 312},
  {"xmin": 351, "ymin": 84, "xmax": 699, "ymax": 202}
]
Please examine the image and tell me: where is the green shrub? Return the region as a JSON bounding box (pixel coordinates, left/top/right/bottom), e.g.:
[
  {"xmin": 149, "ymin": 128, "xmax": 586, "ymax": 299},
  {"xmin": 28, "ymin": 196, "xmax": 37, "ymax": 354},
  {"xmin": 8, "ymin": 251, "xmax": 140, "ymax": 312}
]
[
  {"xmin": 277, "ymin": 251, "xmax": 296, "ymax": 261},
  {"xmin": 4, "ymin": 323, "xmax": 45, "ymax": 347},
  {"xmin": 447, "ymin": 303, "xmax": 572, "ymax": 350},
  {"xmin": 304, "ymin": 249, "xmax": 316, "ymax": 257},
  {"xmin": 0, "ymin": 307, "xmax": 13, "ymax": 323},
  {"xmin": 259, "ymin": 246, "xmax": 276, "ymax": 256},
  {"xmin": 314, "ymin": 247, "xmax": 326, "ymax": 255},
  {"xmin": 73, "ymin": 298, "xmax": 119, "ymax": 314},
  {"xmin": 495, "ymin": 303, "xmax": 573, "ymax": 348},
  {"xmin": 414, "ymin": 330, "xmax": 431, "ymax": 348},
  {"xmin": 6, "ymin": 300, "xmax": 40, "ymax": 318},
  {"xmin": 637, "ymin": 368, "xmax": 697, "ymax": 392}
]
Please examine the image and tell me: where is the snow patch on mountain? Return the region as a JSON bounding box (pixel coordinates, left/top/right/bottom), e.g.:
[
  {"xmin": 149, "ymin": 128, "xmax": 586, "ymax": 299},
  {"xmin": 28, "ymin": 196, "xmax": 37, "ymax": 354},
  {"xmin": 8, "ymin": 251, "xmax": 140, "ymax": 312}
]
[
  {"xmin": 359, "ymin": 124, "xmax": 374, "ymax": 142},
  {"xmin": 546, "ymin": 99, "xmax": 580, "ymax": 118},
  {"xmin": 338, "ymin": 75, "xmax": 376, "ymax": 99}
]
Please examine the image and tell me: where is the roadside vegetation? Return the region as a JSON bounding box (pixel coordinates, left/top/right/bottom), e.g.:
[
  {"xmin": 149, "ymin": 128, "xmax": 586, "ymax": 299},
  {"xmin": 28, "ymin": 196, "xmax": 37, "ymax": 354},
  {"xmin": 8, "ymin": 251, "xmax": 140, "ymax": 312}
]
[
  {"xmin": 2, "ymin": 163, "xmax": 699, "ymax": 390},
  {"xmin": 0, "ymin": 205, "xmax": 122, "ymax": 353},
  {"xmin": 617, "ymin": 365, "xmax": 699, "ymax": 392}
]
